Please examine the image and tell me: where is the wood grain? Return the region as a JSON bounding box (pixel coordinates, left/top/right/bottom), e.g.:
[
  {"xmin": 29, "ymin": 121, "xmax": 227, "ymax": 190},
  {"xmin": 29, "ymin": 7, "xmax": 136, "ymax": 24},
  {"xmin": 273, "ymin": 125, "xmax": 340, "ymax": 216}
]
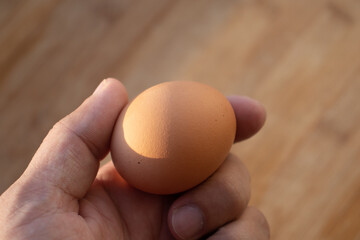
[{"xmin": 1, "ymin": 1, "xmax": 359, "ymax": 239}]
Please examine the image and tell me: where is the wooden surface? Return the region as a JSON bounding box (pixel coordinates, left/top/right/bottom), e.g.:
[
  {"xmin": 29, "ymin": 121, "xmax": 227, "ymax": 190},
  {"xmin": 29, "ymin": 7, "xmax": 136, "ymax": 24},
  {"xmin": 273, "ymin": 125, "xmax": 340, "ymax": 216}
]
[{"xmin": 1, "ymin": 0, "xmax": 360, "ymax": 239}]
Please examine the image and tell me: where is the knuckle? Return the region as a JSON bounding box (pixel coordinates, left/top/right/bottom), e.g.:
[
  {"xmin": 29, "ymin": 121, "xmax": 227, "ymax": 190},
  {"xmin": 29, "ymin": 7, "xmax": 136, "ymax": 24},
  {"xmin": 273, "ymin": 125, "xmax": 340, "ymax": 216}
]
[
  {"xmin": 247, "ymin": 207, "xmax": 270, "ymax": 239},
  {"xmin": 232, "ymin": 182, "xmax": 250, "ymax": 214},
  {"xmin": 226, "ymin": 153, "xmax": 251, "ymax": 186},
  {"xmin": 53, "ymin": 119, "xmax": 102, "ymax": 159},
  {"xmin": 222, "ymin": 154, "xmax": 251, "ymax": 214}
]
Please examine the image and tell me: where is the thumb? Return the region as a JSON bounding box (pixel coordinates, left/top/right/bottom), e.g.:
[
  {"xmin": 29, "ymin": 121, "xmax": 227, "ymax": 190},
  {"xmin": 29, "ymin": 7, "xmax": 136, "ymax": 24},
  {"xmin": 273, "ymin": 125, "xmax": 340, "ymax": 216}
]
[{"xmin": 22, "ymin": 78, "xmax": 127, "ymax": 200}]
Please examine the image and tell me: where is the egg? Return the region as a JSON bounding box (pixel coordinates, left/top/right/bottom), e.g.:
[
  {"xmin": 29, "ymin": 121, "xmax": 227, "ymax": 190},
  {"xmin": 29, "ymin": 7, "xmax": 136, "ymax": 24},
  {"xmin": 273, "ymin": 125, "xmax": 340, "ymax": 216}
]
[{"xmin": 111, "ymin": 81, "xmax": 236, "ymax": 194}]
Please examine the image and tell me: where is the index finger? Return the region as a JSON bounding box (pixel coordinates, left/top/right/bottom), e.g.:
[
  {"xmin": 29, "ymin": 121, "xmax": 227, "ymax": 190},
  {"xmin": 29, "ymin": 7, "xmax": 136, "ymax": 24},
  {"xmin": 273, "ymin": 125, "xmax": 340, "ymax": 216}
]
[{"xmin": 227, "ymin": 96, "xmax": 266, "ymax": 142}]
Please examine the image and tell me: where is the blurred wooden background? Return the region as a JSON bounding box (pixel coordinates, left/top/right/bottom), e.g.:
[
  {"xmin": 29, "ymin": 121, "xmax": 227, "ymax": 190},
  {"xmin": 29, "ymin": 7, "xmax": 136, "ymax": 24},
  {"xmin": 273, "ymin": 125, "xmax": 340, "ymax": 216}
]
[{"xmin": 1, "ymin": 0, "xmax": 360, "ymax": 239}]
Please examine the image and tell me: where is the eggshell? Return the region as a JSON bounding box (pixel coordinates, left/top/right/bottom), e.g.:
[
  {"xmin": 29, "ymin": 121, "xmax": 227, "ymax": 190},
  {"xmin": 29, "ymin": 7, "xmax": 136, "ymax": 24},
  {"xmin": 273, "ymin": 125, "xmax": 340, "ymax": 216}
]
[{"xmin": 111, "ymin": 81, "xmax": 236, "ymax": 194}]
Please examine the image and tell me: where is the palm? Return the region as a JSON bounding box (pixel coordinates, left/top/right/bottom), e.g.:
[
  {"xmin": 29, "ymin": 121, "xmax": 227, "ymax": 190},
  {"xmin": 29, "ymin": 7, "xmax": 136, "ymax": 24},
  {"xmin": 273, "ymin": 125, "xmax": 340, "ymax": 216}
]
[{"xmin": 52, "ymin": 164, "xmax": 176, "ymax": 240}]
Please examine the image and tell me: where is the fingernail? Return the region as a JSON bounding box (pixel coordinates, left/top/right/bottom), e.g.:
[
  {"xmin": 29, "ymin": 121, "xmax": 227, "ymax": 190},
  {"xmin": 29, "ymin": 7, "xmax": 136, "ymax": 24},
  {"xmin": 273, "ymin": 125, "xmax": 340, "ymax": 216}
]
[
  {"xmin": 93, "ymin": 79, "xmax": 108, "ymax": 95},
  {"xmin": 172, "ymin": 205, "xmax": 204, "ymax": 239}
]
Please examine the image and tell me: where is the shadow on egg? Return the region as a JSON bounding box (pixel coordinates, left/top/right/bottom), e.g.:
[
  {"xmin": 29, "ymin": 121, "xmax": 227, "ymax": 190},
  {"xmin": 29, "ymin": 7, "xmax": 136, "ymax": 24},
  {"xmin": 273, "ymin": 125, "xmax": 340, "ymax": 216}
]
[
  {"xmin": 110, "ymin": 81, "xmax": 236, "ymax": 195},
  {"xmin": 110, "ymin": 103, "xmax": 224, "ymax": 195}
]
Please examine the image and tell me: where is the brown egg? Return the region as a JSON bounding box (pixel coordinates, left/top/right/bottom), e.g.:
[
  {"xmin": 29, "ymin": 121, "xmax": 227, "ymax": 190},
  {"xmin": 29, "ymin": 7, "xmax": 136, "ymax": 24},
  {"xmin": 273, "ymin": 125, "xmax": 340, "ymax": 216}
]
[{"xmin": 111, "ymin": 81, "xmax": 236, "ymax": 194}]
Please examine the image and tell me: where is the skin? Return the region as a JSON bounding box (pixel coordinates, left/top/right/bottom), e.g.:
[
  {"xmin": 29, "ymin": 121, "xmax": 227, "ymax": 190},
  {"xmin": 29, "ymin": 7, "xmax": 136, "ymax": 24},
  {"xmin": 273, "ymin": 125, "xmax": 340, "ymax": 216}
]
[{"xmin": 0, "ymin": 78, "xmax": 270, "ymax": 240}]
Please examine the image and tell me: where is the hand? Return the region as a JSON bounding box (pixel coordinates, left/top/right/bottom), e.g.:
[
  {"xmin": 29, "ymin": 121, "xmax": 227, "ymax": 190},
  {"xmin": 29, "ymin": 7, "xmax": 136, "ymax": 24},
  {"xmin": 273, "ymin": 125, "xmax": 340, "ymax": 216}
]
[{"xmin": 0, "ymin": 78, "xmax": 269, "ymax": 240}]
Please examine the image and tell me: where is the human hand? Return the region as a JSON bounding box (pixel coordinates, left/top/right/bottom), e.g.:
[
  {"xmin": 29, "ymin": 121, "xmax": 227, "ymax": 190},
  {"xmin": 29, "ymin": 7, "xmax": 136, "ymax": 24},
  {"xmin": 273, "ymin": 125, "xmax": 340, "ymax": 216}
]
[{"xmin": 0, "ymin": 78, "xmax": 269, "ymax": 240}]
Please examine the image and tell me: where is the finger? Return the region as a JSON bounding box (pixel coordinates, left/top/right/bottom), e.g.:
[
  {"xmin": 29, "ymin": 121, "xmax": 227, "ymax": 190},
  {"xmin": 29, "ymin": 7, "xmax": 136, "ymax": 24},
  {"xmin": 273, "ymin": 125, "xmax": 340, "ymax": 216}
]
[
  {"xmin": 168, "ymin": 154, "xmax": 251, "ymax": 240},
  {"xmin": 227, "ymin": 96, "xmax": 266, "ymax": 142},
  {"xmin": 23, "ymin": 78, "xmax": 128, "ymax": 200},
  {"xmin": 208, "ymin": 207, "xmax": 270, "ymax": 240}
]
